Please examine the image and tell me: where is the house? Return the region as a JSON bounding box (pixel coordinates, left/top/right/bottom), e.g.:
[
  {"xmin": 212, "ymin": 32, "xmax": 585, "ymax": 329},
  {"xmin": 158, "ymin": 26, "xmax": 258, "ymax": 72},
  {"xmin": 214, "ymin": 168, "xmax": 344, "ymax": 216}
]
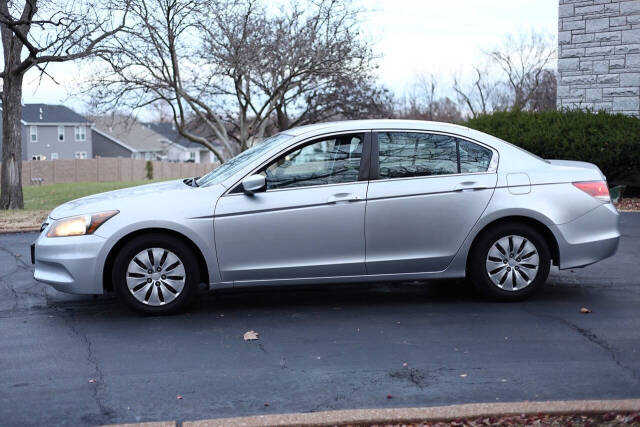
[
  {"xmin": 0, "ymin": 103, "xmax": 92, "ymax": 160},
  {"xmin": 145, "ymin": 122, "xmax": 221, "ymax": 163},
  {"xmin": 91, "ymin": 116, "xmax": 169, "ymax": 160}
]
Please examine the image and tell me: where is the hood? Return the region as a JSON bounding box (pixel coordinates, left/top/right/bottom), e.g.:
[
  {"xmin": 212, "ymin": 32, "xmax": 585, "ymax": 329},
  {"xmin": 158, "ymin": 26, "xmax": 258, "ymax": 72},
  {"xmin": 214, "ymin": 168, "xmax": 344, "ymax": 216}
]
[{"xmin": 49, "ymin": 180, "xmax": 189, "ymax": 219}]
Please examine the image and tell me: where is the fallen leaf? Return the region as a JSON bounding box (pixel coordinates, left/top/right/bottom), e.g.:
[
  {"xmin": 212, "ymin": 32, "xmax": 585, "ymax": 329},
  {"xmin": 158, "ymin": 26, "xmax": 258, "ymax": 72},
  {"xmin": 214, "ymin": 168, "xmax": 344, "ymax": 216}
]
[
  {"xmin": 580, "ymin": 307, "xmax": 591, "ymax": 314},
  {"xmin": 402, "ymin": 362, "xmax": 408, "ymax": 367},
  {"xmin": 264, "ymin": 403, "xmax": 269, "ymax": 407},
  {"xmin": 386, "ymin": 394, "xmax": 393, "ymax": 399},
  {"xmin": 243, "ymin": 330, "xmax": 259, "ymax": 340},
  {"xmin": 88, "ymin": 379, "xmax": 96, "ymax": 384},
  {"xmin": 460, "ymin": 374, "xmax": 468, "ymax": 378},
  {"xmin": 177, "ymin": 395, "xmax": 183, "ymax": 400}
]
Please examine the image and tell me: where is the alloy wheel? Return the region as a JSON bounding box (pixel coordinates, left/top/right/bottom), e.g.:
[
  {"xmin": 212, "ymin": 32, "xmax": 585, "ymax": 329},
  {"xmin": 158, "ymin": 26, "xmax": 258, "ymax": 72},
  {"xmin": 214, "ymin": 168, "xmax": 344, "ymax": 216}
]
[
  {"xmin": 126, "ymin": 248, "xmax": 186, "ymax": 306},
  {"xmin": 485, "ymin": 235, "xmax": 539, "ymax": 291}
]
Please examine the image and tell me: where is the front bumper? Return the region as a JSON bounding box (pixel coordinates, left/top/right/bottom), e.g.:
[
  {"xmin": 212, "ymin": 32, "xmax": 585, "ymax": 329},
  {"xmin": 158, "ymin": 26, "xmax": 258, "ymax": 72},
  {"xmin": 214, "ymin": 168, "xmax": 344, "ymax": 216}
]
[
  {"xmin": 553, "ymin": 203, "xmax": 620, "ymax": 269},
  {"xmin": 32, "ymin": 228, "xmax": 107, "ymax": 294}
]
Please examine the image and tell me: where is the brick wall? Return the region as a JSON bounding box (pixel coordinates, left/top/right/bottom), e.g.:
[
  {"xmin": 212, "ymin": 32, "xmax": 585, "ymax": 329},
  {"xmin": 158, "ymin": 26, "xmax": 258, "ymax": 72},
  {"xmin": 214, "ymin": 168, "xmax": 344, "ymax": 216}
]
[
  {"xmin": 17, "ymin": 158, "xmax": 218, "ymax": 186},
  {"xmin": 557, "ymin": 0, "xmax": 640, "ymax": 116}
]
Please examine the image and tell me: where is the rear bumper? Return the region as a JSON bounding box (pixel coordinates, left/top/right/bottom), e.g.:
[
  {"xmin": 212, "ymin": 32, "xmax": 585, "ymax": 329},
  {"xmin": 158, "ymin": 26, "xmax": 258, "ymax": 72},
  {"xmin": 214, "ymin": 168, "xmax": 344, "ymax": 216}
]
[
  {"xmin": 33, "ymin": 230, "xmax": 106, "ymax": 294},
  {"xmin": 553, "ymin": 203, "xmax": 620, "ymax": 269}
]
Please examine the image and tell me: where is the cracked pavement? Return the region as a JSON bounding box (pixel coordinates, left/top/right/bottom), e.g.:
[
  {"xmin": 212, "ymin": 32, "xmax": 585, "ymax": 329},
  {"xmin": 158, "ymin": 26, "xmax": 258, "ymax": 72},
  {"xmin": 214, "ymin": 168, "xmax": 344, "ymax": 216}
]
[{"xmin": 1, "ymin": 213, "xmax": 639, "ymax": 426}]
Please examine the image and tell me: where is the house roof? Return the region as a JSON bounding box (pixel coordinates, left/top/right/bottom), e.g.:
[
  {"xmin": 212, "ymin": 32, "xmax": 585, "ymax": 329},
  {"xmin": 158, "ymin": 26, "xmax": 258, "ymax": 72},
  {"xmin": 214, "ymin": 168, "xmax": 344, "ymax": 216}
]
[
  {"xmin": 144, "ymin": 122, "xmax": 228, "ymax": 154},
  {"xmin": 22, "ymin": 104, "xmax": 90, "ymax": 124},
  {"xmin": 145, "ymin": 122, "xmax": 202, "ymax": 150},
  {"xmin": 91, "ymin": 116, "xmax": 169, "ymax": 152}
]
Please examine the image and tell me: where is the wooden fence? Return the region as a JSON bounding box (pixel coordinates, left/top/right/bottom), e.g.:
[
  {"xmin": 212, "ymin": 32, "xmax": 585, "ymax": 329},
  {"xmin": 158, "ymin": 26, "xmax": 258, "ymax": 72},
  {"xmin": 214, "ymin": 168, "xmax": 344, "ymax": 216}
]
[{"xmin": 19, "ymin": 158, "xmax": 219, "ymax": 186}]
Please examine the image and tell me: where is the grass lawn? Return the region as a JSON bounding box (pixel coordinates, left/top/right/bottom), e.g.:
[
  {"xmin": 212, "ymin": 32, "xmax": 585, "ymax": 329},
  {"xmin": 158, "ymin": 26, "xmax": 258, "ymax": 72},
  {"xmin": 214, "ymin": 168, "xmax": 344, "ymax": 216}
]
[
  {"xmin": 1, "ymin": 180, "xmax": 162, "ymax": 232},
  {"xmin": 23, "ymin": 180, "xmax": 162, "ymax": 211}
]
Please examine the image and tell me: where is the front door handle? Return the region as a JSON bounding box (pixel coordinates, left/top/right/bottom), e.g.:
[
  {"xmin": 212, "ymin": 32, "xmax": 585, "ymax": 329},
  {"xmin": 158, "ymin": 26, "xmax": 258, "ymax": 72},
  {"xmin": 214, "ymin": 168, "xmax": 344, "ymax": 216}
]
[{"xmin": 327, "ymin": 193, "xmax": 361, "ymax": 204}]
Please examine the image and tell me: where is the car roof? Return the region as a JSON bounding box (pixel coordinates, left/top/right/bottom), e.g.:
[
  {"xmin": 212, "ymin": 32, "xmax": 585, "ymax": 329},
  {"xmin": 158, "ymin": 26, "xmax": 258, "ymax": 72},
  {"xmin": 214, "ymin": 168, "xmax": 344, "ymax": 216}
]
[{"xmin": 283, "ymin": 119, "xmax": 470, "ymax": 137}]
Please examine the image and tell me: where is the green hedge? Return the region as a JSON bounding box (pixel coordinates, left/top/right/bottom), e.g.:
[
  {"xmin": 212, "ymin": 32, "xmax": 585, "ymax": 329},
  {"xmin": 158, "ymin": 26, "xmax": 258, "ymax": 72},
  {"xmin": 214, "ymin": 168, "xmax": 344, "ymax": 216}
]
[{"xmin": 464, "ymin": 110, "xmax": 640, "ymax": 185}]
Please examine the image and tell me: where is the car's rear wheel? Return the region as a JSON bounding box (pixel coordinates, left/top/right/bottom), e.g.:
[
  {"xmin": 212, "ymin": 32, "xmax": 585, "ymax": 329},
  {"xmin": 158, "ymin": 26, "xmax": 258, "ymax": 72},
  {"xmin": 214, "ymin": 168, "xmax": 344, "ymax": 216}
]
[
  {"xmin": 468, "ymin": 223, "xmax": 550, "ymax": 301},
  {"xmin": 112, "ymin": 233, "xmax": 199, "ymax": 315}
]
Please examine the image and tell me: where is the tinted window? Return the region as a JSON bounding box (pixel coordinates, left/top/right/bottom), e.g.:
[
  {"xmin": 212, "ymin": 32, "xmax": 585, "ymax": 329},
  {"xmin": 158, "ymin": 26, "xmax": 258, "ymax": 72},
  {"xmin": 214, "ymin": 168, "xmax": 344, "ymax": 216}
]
[
  {"xmin": 197, "ymin": 133, "xmax": 293, "ymax": 187},
  {"xmin": 459, "ymin": 139, "xmax": 493, "ymax": 173},
  {"xmin": 377, "ymin": 132, "xmax": 458, "ymax": 179},
  {"xmin": 261, "ymin": 134, "xmax": 363, "ymax": 190}
]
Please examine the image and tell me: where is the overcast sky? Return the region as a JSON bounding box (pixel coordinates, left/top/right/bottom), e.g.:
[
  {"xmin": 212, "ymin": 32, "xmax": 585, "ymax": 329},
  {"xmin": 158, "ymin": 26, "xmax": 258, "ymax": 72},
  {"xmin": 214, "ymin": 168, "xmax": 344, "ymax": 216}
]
[{"xmin": 21, "ymin": 0, "xmax": 558, "ymax": 111}]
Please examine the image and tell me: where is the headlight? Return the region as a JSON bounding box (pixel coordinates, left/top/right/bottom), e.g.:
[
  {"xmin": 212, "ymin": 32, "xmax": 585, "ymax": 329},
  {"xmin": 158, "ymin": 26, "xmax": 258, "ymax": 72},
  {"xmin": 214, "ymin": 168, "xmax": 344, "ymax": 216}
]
[{"xmin": 47, "ymin": 210, "xmax": 119, "ymax": 238}]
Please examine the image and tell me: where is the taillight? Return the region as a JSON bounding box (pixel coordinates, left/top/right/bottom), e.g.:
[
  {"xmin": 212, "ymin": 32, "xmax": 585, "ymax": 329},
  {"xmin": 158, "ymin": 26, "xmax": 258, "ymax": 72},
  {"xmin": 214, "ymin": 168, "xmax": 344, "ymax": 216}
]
[{"xmin": 573, "ymin": 181, "xmax": 610, "ymax": 203}]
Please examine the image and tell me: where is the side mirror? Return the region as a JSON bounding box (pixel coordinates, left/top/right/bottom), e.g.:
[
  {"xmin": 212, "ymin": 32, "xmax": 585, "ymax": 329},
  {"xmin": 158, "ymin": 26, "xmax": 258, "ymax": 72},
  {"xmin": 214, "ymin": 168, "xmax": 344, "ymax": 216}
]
[{"xmin": 241, "ymin": 174, "xmax": 266, "ymax": 195}]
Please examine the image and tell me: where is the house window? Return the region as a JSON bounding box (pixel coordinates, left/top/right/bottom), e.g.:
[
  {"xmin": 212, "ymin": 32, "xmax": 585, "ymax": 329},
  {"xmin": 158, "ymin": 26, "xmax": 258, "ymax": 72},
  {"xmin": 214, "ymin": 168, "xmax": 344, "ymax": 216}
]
[
  {"xmin": 57, "ymin": 126, "xmax": 65, "ymax": 142},
  {"xmin": 30, "ymin": 126, "xmax": 38, "ymax": 142},
  {"xmin": 145, "ymin": 152, "xmax": 152, "ymax": 160},
  {"xmin": 74, "ymin": 126, "xmax": 86, "ymax": 141},
  {"xmin": 189, "ymin": 151, "xmax": 196, "ymax": 161},
  {"xmin": 74, "ymin": 151, "xmax": 87, "ymax": 159},
  {"xmin": 51, "ymin": 153, "xmax": 59, "ymax": 160}
]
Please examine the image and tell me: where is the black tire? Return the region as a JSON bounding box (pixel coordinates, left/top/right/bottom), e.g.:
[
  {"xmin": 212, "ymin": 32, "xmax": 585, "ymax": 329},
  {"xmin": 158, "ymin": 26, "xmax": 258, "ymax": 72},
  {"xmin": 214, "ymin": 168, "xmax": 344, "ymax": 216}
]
[
  {"xmin": 112, "ymin": 233, "xmax": 200, "ymax": 315},
  {"xmin": 468, "ymin": 223, "xmax": 550, "ymax": 301}
]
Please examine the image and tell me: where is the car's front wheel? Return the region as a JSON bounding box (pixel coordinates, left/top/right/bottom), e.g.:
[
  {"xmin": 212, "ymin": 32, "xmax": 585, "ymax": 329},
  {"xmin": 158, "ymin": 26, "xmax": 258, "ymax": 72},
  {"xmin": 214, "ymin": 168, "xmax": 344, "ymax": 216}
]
[
  {"xmin": 468, "ymin": 223, "xmax": 550, "ymax": 301},
  {"xmin": 112, "ymin": 233, "xmax": 200, "ymax": 315}
]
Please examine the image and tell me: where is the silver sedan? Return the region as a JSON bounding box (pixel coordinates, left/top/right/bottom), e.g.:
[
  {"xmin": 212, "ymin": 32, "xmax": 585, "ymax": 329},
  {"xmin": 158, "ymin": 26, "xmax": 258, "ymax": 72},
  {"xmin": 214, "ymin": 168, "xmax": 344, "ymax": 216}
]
[{"xmin": 32, "ymin": 120, "xmax": 620, "ymax": 314}]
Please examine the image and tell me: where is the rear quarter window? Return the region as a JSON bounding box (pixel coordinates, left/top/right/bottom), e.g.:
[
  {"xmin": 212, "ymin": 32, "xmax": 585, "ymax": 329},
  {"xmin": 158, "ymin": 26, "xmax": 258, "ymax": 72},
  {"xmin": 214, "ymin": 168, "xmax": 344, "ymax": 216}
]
[{"xmin": 458, "ymin": 139, "xmax": 493, "ymax": 173}]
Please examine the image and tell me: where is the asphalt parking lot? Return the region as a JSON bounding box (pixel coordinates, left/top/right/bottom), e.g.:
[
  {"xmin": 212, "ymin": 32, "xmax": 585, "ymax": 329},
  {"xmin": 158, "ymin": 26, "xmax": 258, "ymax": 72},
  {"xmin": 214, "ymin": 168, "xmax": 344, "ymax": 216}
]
[{"xmin": 1, "ymin": 213, "xmax": 639, "ymax": 426}]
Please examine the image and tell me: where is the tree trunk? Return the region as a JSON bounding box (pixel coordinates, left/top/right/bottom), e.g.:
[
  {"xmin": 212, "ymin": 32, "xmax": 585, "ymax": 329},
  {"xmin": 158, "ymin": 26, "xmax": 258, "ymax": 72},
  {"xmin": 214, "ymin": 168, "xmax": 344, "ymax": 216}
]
[
  {"xmin": 276, "ymin": 105, "xmax": 289, "ymax": 132},
  {"xmin": 0, "ymin": 73, "xmax": 25, "ymax": 210}
]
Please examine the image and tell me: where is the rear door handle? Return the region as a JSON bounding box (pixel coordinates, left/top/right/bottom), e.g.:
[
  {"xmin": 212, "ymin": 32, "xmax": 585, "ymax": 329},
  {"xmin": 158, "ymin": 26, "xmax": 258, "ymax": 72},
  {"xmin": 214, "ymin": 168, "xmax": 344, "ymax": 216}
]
[
  {"xmin": 453, "ymin": 181, "xmax": 489, "ymax": 192},
  {"xmin": 327, "ymin": 193, "xmax": 361, "ymax": 204}
]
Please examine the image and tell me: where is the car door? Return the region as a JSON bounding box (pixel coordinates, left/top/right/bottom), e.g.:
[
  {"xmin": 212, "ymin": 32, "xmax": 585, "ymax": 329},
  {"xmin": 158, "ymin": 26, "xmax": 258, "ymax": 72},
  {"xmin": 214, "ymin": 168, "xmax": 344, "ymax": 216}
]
[
  {"xmin": 365, "ymin": 131, "xmax": 498, "ymax": 274},
  {"xmin": 214, "ymin": 132, "xmax": 371, "ymax": 283}
]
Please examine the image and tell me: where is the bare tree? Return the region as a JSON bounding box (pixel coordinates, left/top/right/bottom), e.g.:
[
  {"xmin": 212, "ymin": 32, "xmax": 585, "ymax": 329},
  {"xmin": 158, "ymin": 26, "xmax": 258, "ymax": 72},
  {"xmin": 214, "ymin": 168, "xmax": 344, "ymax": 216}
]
[
  {"xmin": 89, "ymin": 0, "xmax": 382, "ymax": 162},
  {"xmin": 272, "ymin": 70, "xmax": 393, "ymax": 131},
  {"xmin": 486, "ymin": 30, "xmax": 556, "ymax": 112},
  {"xmin": 397, "ymin": 74, "xmax": 462, "ymax": 123},
  {"xmin": 527, "ymin": 69, "xmax": 557, "ymax": 112},
  {"xmin": 450, "ymin": 30, "xmax": 556, "ymax": 118},
  {"xmin": 0, "ymin": 0, "xmax": 127, "ymax": 209},
  {"xmin": 452, "ymin": 66, "xmax": 500, "ymax": 119}
]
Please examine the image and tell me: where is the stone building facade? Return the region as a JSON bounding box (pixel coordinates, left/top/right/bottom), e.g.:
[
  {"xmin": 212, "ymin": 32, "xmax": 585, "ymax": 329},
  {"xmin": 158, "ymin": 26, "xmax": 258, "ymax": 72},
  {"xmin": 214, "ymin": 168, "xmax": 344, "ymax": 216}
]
[{"xmin": 557, "ymin": 0, "xmax": 640, "ymax": 116}]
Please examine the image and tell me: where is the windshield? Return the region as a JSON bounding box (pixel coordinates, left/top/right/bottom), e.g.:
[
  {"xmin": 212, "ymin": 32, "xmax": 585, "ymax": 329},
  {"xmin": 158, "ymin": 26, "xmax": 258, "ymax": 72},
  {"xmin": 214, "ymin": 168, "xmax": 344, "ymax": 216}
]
[{"xmin": 196, "ymin": 133, "xmax": 294, "ymax": 187}]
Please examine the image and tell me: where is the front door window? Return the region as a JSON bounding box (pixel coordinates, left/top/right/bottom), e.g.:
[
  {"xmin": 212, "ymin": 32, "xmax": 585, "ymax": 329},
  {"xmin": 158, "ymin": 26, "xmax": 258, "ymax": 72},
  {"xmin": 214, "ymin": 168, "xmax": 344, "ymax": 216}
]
[{"xmin": 261, "ymin": 134, "xmax": 364, "ymax": 190}]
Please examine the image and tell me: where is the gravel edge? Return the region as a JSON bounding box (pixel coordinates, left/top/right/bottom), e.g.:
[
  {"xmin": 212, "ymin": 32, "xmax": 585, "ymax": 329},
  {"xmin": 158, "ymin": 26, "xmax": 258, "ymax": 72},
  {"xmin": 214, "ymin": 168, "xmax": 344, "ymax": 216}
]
[{"xmin": 103, "ymin": 399, "xmax": 640, "ymax": 427}]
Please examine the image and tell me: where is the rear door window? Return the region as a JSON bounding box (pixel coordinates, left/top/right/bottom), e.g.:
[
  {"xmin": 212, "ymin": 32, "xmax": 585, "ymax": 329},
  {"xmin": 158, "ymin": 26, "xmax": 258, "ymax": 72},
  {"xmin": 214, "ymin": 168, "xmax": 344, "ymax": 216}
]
[
  {"xmin": 376, "ymin": 132, "xmax": 493, "ymax": 179},
  {"xmin": 377, "ymin": 132, "xmax": 458, "ymax": 179}
]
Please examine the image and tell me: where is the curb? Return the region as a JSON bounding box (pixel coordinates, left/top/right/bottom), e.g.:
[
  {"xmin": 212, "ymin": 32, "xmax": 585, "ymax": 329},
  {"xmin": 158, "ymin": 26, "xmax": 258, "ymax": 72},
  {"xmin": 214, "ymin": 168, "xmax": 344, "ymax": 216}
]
[
  {"xmin": 0, "ymin": 227, "xmax": 40, "ymax": 234},
  {"xmin": 105, "ymin": 399, "xmax": 640, "ymax": 427}
]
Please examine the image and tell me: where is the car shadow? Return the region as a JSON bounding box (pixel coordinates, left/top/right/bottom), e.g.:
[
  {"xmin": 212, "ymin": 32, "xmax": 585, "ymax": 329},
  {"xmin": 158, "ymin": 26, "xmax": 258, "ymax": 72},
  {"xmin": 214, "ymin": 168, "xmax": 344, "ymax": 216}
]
[{"xmin": 44, "ymin": 276, "xmax": 585, "ymax": 319}]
